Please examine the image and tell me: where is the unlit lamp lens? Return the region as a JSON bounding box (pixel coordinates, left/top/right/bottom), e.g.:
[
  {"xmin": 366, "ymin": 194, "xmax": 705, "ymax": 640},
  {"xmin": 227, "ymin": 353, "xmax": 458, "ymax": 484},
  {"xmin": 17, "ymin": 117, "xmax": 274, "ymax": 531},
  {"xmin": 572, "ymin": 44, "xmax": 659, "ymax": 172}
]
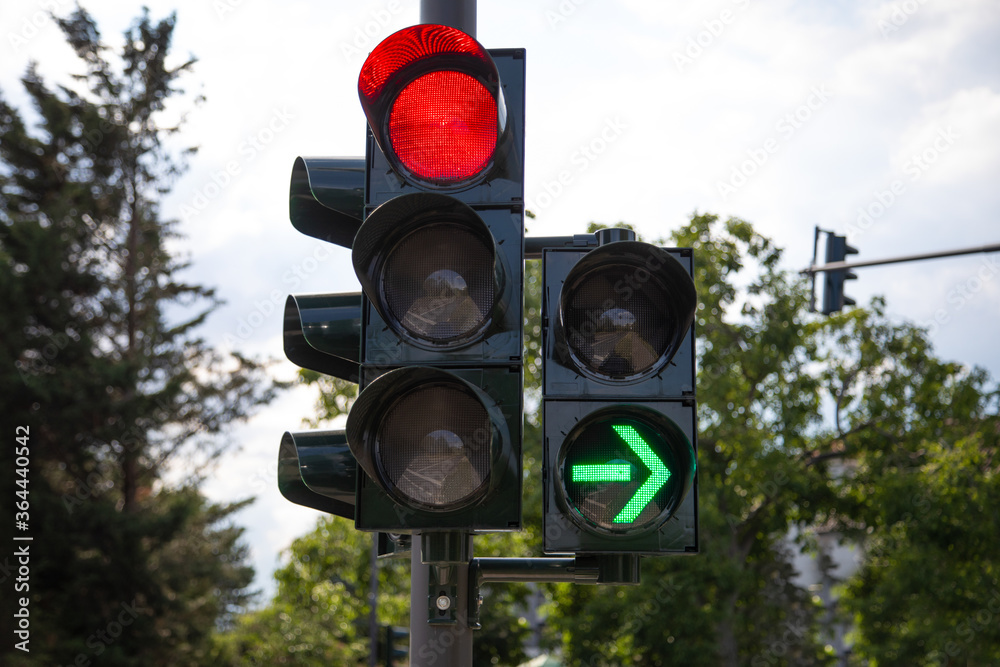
[
  {"xmin": 381, "ymin": 223, "xmax": 494, "ymax": 344},
  {"xmin": 563, "ymin": 266, "xmax": 673, "ymax": 379},
  {"xmin": 376, "ymin": 383, "xmax": 491, "ymax": 509}
]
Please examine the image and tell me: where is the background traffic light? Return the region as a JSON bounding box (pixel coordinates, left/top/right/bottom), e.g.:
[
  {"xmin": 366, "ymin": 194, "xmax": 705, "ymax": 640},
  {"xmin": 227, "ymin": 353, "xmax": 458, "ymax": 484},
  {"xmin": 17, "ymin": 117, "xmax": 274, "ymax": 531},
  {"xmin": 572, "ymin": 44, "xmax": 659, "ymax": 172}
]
[
  {"xmin": 542, "ymin": 233, "xmax": 698, "ymax": 554},
  {"xmin": 822, "ymin": 233, "xmax": 859, "ymax": 315},
  {"xmin": 344, "ymin": 23, "xmax": 526, "ymax": 533}
]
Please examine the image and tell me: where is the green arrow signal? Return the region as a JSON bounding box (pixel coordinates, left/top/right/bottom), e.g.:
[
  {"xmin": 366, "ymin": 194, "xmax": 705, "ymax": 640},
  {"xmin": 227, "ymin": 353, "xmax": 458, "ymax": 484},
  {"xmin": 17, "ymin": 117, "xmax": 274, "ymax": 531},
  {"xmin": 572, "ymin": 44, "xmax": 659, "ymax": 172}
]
[
  {"xmin": 571, "ymin": 463, "xmax": 631, "ymax": 483},
  {"xmin": 612, "ymin": 424, "xmax": 670, "ymax": 524}
]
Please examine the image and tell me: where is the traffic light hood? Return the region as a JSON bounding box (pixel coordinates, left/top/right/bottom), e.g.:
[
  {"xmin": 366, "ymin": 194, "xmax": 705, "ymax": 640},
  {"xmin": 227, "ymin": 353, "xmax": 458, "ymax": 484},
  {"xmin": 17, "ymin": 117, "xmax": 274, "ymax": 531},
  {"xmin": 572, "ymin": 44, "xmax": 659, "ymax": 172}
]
[
  {"xmin": 278, "ymin": 430, "xmax": 356, "ymax": 519},
  {"xmin": 288, "ymin": 156, "xmax": 364, "ymax": 249},
  {"xmin": 358, "ymin": 24, "xmax": 507, "ymax": 187},
  {"xmin": 282, "ymin": 293, "xmax": 361, "ymax": 382}
]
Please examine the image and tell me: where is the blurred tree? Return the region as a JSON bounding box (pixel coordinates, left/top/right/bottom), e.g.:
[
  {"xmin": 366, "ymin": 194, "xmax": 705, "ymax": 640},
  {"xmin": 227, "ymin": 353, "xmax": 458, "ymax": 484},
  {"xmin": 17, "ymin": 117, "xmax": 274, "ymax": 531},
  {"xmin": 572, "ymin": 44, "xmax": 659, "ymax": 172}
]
[
  {"xmin": 829, "ymin": 307, "xmax": 1000, "ymax": 664},
  {"xmin": 210, "ymin": 517, "xmax": 408, "ymax": 665},
  {"xmin": 1, "ymin": 6, "xmax": 282, "ymax": 665}
]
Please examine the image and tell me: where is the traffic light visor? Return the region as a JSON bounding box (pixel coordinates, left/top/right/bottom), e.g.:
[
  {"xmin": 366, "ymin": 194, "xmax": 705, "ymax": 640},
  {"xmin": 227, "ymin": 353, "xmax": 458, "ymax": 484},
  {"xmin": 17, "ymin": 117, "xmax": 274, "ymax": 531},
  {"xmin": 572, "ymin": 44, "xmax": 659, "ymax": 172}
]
[
  {"xmin": 288, "ymin": 157, "xmax": 364, "ymax": 249},
  {"xmin": 278, "ymin": 430, "xmax": 356, "ymax": 519},
  {"xmin": 358, "ymin": 24, "xmax": 505, "ymax": 186}
]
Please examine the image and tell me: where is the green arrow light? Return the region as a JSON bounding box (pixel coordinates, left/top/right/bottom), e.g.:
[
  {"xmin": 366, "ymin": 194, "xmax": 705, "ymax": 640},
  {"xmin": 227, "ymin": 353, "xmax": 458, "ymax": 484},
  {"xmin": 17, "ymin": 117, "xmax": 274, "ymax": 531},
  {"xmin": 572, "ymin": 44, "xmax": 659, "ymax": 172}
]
[
  {"xmin": 571, "ymin": 464, "xmax": 631, "ymax": 483},
  {"xmin": 612, "ymin": 424, "xmax": 670, "ymax": 524}
]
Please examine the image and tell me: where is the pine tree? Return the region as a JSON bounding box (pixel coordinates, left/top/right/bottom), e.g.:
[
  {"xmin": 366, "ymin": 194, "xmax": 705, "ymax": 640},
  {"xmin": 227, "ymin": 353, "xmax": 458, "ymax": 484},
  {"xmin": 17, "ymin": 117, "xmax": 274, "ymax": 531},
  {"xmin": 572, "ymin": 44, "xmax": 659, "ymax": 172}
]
[{"xmin": 1, "ymin": 7, "xmax": 283, "ymax": 664}]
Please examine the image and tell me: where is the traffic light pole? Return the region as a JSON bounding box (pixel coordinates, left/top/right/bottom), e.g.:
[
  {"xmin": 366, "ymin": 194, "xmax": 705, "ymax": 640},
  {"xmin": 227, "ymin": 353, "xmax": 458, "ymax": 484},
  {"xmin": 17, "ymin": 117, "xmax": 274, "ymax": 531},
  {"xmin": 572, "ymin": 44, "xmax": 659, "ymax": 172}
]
[
  {"xmin": 407, "ymin": 541, "xmax": 643, "ymax": 664},
  {"xmin": 409, "ymin": 533, "xmax": 473, "ymax": 667},
  {"xmin": 420, "ymin": 0, "xmax": 476, "ymax": 37},
  {"xmin": 524, "ymin": 234, "xmax": 599, "ymax": 259},
  {"xmin": 805, "ymin": 225, "xmax": 999, "ymax": 313},
  {"xmin": 369, "ymin": 536, "xmax": 378, "ymax": 667}
]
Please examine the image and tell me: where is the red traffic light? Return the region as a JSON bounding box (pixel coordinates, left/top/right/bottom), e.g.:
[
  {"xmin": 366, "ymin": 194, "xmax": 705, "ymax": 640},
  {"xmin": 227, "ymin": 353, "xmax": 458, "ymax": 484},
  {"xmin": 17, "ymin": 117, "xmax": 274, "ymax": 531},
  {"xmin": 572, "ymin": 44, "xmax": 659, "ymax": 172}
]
[
  {"xmin": 390, "ymin": 70, "xmax": 496, "ymax": 182},
  {"xmin": 359, "ymin": 24, "xmax": 505, "ymax": 186}
]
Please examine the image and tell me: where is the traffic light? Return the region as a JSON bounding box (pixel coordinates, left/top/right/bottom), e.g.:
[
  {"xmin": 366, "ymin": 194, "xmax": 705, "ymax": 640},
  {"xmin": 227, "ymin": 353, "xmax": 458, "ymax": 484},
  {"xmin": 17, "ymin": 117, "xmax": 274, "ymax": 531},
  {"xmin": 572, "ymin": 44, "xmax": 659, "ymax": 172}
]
[
  {"xmin": 542, "ymin": 233, "xmax": 698, "ymax": 554},
  {"xmin": 822, "ymin": 233, "xmax": 858, "ymax": 314},
  {"xmin": 278, "ymin": 25, "xmax": 524, "ymax": 534},
  {"xmin": 346, "ymin": 23, "xmax": 525, "ymax": 532}
]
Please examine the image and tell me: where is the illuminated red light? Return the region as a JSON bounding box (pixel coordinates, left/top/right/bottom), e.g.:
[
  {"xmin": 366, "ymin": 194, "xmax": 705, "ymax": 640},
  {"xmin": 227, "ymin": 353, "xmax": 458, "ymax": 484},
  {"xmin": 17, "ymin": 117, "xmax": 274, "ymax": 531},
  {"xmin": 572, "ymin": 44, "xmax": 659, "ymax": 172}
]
[
  {"xmin": 359, "ymin": 24, "xmax": 503, "ymax": 185},
  {"xmin": 389, "ymin": 71, "xmax": 497, "ymax": 182}
]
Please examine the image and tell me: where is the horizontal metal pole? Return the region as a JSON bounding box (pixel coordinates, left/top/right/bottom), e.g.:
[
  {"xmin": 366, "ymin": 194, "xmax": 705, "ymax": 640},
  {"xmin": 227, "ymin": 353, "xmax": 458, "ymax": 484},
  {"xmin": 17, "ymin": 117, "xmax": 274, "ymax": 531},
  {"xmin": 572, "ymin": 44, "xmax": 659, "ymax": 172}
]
[
  {"xmin": 471, "ymin": 557, "xmax": 600, "ymax": 584},
  {"xmin": 800, "ymin": 241, "xmax": 1000, "ymax": 276},
  {"xmin": 524, "ymin": 234, "xmax": 598, "ymax": 260}
]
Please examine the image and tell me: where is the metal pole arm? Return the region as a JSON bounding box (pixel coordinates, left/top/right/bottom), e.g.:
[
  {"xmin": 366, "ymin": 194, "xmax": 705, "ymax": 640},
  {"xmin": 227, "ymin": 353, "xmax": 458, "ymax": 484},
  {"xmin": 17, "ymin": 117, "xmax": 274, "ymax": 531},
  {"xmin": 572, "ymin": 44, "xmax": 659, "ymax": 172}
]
[
  {"xmin": 467, "ymin": 557, "xmax": 601, "ymax": 630},
  {"xmin": 524, "ymin": 234, "xmax": 599, "ymax": 260},
  {"xmin": 471, "ymin": 557, "xmax": 601, "ymax": 585},
  {"xmin": 801, "ymin": 241, "xmax": 1000, "ymax": 276}
]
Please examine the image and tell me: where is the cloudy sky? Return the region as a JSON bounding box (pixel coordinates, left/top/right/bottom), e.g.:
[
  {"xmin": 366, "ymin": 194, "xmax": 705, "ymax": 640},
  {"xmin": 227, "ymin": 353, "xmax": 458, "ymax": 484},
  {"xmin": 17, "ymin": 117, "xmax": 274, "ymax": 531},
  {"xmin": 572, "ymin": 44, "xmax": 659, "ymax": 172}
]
[{"xmin": 3, "ymin": 0, "xmax": 999, "ymax": 598}]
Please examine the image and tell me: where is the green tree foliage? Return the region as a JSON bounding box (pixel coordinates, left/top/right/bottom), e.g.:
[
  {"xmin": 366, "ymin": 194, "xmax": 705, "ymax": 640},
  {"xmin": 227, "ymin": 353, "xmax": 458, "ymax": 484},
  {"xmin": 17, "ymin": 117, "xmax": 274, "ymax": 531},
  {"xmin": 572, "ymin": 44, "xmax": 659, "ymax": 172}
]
[
  {"xmin": 211, "ymin": 517, "xmax": 408, "ymax": 665},
  {"xmin": 827, "ymin": 306, "xmax": 1000, "ymax": 663},
  {"xmin": 212, "ymin": 520, "xmax": 535, "ymax": 665},
  {"xmin": 1, "ymin": 7, "xmax": 281, "ymax": 665}
]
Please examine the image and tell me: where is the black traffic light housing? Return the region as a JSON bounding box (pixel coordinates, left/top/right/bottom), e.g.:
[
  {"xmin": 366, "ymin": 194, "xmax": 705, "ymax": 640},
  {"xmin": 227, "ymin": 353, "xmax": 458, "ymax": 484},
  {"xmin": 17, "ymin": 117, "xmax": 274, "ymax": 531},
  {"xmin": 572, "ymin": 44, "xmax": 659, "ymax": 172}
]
[
  {"xmin": 278, "ymin": 25, "xmax": 525, "ymax": 535},
  {"xmin": 822, "ymin": 233, "xmax": 858, "ymax": 315},
  {"xmin": 348, "ymin": 25, "xmax": 525, "ymax": 533},
  {"xmin": 352, "ymin": 193, "xmax": 522, "ymax": 367},
  {"xmin": 347, "ymin": 365, "xmax": 522, "ymax": 531},
  {"xmin": 542, "ymin": 236, "xmax": 698, "ymax": 554}
]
